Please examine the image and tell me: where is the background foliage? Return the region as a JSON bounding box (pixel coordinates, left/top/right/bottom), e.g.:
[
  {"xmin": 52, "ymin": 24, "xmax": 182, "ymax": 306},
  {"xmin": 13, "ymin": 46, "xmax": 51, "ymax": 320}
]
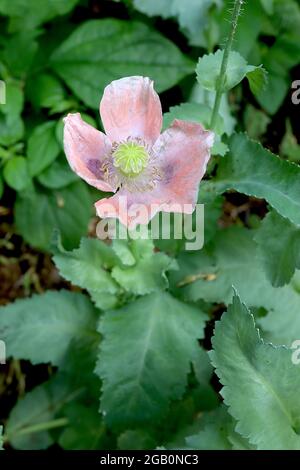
[{"xmin": 0, "ymin": 0, "xmax": 300, "ymax": 450}]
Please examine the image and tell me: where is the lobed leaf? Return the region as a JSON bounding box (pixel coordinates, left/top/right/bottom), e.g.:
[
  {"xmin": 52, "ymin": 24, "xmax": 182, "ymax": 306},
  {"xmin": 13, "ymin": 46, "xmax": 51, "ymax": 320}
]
[
  {"xmin": 210, "ymin": 294, "xmax": 300, "ymax": 449},
  {"xmin": 96, "ymin": 291, "xmax": 208, "ymax": 428},
  {"xmin": 0, "ymin": 290, "xmax": 98, "ymax": 366}
]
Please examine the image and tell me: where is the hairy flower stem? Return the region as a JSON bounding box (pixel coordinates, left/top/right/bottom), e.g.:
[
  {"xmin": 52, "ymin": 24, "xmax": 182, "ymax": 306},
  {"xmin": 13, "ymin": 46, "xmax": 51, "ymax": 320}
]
[{"xmin": 210, "ymin": 0, "xmax": 244, "ymax": 130}]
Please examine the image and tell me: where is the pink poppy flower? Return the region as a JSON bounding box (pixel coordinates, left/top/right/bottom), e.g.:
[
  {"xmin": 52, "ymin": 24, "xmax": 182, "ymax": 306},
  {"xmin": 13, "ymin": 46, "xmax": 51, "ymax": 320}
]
[{"xmin": 63, "ymin": 76, "xmax": 214, "ymax": 228}]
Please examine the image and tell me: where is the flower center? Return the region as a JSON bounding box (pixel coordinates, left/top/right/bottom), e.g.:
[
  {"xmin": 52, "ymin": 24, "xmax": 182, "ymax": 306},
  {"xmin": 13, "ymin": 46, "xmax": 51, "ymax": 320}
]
[{"xmin": 113, "ymin": 141, "xmax": 149, "ymax": 176}]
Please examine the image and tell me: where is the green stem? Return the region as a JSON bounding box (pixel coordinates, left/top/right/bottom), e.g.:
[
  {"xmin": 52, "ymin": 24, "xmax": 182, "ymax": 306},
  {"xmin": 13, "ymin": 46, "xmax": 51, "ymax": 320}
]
[
  {"xmin": 210, "ymin": 0, "xmax": 244, "ymax": 130},
  {"xmin": 3, "ymin": 418, "xmax": 69, "ymax": 442}
]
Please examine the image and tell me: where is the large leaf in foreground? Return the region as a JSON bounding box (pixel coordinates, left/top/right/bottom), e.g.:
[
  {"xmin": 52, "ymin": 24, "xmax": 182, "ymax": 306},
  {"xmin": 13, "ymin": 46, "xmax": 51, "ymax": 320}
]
[
  {"xmin": 0, "ymin": 290, "xmax": 98, "ymax": 366},
  {"xmin": 210, "ymin": 294, "xmax": 300, "ymax": 449},
  {"xmin": 50, "ymin": 19, "xmax": 193, "ymax": 108},
  {"xmin": 96, "ymin": 292, "xmax": 207, "ymax": 428},
  {"xmin": 208, "ymin": 133, "xmax": 300, "ymax": 226}
]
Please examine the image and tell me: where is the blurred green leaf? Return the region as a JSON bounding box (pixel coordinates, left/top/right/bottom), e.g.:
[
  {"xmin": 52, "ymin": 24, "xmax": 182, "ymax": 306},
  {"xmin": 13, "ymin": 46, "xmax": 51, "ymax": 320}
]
[
  {"xmin": 26, "ymin": 73, "xmax": 65, "ymax": 110},
  {"xmin": 210, "ymin": 294, "xmax": 300, "ymax": 449},
  {"xmin": 272, "ymin": 0, "xmax": 300, "ymax": 33},
  {"xmin": 280, "ymin": 120, "xmax": 300, "ymax": 163},
  {"xmin": 0, "ymin": 82, "xmax": 24, "ymax": 146},
  {"xmin": 50, "ymin": 19, "xmax": 194, "ymax": 109},
  {"xmin": 15, "ymin": 180, "xmax": 91, "ymax": 251},
  {"xmin": 255, "ymin": 210, "xmax": 300, "ymax": 287},
  {"xmin": 27, "ymin": 121, "xmax": 60, "ymax": 177},
  {"xmin": 132, "ymin": 0, "xmax": 221, "ymax": 47},
  {"xmin": 260, "ymin": 0, "xmax": 273, "ymax": 14},
  {"xmin": 256, "ymin": 73, "xmax": 288, "ymax": 115},
  {"xmin": 37, "ymin": 155, "xmax": 78, "ymax": 189},
  {"xmin": 257, "ymin": 34, "xmax": 300, "ymax": 114},
  {"xmin": 96, "ymin": 291, "xmax": 208, "ymax": 429},
  {"xmin": 0, "ymin": 0, "xmax": 80, "ymax": 30},
  {"xmin": 243, "ymin": 104, "xmax": 270, "ymax": 140},
  {"xmin": 2, "ymin": 31, "xmax": 39, "ymax": 77},
  {"xmin": 0, "ymin": 290, "xmax": 98, "ymax": 366},
  {"xmin": 3, "ymin": 156, "xmax": 31, "ymax": 191}
]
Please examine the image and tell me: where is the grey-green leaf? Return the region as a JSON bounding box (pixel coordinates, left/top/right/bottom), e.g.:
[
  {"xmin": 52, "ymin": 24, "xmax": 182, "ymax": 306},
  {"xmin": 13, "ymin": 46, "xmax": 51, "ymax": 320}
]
[
  {"xmin": 186, "ymin": 406, "xmax": 244, "ymax": 450},
  {"xmin": 210, "ymin": 294, "xmax": 300, "ymax": 449},
  {"xmin": 53, "ymin": 237, "xmax": 119, "ymax": 298},
  {"xmin": 96, "ymin": 291, "xmax": 208, "ymax": 428},
  {"xmin": 111, "ymin": 237, "xmax": 176, "ymax": 295},
  {"xmin": 0, "ymin": 290, "xmax": 98, "ymax": 366},
  {"xmin": 132, "ymin": 0, "xmax": 219, "ymax": 47}
]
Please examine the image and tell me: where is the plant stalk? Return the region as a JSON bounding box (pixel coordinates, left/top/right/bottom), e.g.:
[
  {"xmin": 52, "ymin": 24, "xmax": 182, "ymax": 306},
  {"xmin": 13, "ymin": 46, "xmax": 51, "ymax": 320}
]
[
  {"xmin": 3, "ymin": 418, "xmax": 69, "ymax": 443},
  {"xmin": 210, "ymin": 0, "xmax": 244, "ymax": 130}
]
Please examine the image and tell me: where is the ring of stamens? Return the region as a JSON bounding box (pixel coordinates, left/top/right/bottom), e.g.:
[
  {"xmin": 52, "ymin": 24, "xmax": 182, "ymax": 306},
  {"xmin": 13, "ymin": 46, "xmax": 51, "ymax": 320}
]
[{"xmin": 102, "ymin": 137, "xmax": 163, "ymax": 193}]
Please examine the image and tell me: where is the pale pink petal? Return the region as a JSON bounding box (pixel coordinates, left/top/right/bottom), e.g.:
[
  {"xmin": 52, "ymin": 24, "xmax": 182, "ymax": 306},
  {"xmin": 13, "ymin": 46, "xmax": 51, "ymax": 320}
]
[
  {"xmin": 95, "ymin": 119, "xmax": 214, "ymax": 228},
  {"xmin": 100, "ymin": 76, "xmax": 162, "ymax": 145},
  {"xmin": 63, "ymin": 113, "xmax": 116, "ymax": 192},
  {"xmin": 95, "ymin": 190, "xmax": 163, "ymax": 228},
  {"xmin": 153, "ymin": 119, "xmax": 214, "ymax": 207}
]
